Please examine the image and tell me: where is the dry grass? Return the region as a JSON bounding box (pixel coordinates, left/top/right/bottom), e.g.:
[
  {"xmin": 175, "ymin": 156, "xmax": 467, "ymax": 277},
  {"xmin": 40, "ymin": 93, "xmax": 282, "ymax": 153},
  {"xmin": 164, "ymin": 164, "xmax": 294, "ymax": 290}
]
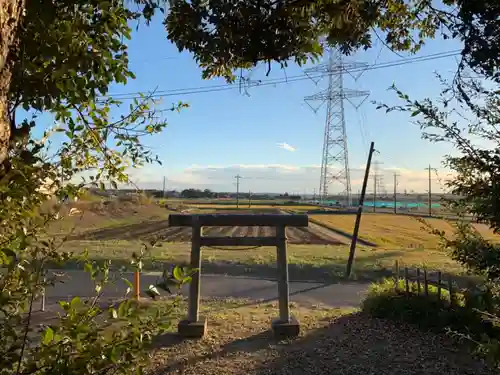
[
  {"xmin": 146, "ymin": 298, "xmax": 495, "ymax": 375},
  {"xmin": 310, "ymin": 213, "xmax": 500, "ymax": 249},
  {"xmin": 60, "ymin": 240, "xmax": 464, "ymax": 280},
  {"xmin": 48, "ymin": 200, "xmax": 171, "ymax": 236}
]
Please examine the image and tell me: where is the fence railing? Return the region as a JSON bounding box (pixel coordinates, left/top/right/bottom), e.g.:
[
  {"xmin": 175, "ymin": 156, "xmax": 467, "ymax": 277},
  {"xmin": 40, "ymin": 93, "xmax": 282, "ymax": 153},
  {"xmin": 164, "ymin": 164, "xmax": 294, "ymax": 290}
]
[{"xmin": 392, "ymin": 260, "xmax": 458, "ymax": 304}]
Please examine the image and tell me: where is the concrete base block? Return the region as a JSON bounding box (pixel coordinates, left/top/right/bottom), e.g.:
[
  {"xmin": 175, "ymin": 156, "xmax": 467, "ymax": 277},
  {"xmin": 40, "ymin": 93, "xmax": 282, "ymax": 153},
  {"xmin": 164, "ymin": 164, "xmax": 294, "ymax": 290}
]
[
  {"xmin": 178, "ymin": 317, "xmax": 207, "ymax": 339},
  {"xmin": 271, "ymin": 316, "xmax": 300, "ymax": 339}
]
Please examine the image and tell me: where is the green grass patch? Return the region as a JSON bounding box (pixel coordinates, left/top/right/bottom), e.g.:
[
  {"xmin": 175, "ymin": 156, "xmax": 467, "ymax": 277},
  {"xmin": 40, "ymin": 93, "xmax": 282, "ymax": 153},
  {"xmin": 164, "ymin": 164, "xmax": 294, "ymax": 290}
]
[{"xmin": 55, "ymin": 240, "xmax": 467, "ymax": 283}]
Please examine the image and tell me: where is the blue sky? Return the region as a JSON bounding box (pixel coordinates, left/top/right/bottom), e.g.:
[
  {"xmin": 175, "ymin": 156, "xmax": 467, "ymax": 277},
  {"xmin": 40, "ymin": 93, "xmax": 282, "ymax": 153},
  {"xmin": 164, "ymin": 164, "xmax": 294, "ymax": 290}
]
[{"xmin": 32, "ymin": 14, "xmax": 465, "ymax": 194}]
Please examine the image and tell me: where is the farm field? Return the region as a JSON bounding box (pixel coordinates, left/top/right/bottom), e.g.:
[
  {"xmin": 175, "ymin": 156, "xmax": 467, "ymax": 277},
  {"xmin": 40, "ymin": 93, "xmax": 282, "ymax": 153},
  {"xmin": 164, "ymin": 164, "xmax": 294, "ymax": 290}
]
[
  {"xmin": 185, "ymin": 204, "xmax": 319, "ymax": 212},
  {"xmin": 310, "ymin": 213, "xmax": 500, "ymax": 248},
  {"xmin": 77, "ymin": 219, "xmax": 344, "ymax": 245},
  {"xmin": 58, "ymin": 200, "xmax": 476, "ymax": 280},
  {"xmin": 75, "ymin": 208, "xmax": 346, "ymax": 245}
]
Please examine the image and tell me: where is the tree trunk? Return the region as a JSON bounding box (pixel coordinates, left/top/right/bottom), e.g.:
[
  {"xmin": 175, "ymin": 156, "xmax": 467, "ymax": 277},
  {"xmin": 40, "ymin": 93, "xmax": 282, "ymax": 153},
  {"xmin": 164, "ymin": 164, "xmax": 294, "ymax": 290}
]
[{"xmin": 0, "ymin": 0, "xmax": 24, "ymax": 166}]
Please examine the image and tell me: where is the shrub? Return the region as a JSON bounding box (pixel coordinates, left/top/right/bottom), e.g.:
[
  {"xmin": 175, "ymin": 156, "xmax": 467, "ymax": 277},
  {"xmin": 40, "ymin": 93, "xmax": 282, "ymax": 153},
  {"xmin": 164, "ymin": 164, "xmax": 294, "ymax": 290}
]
[{"xmin": 362, "ymin": 278, "xmax": 500, "ymax": 340}]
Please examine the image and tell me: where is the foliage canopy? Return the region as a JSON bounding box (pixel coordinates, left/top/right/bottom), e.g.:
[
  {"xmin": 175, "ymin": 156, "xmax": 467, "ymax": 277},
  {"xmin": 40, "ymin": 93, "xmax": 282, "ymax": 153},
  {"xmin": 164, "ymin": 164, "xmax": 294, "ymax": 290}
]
[
  {"xmin": 162, "ymin": 0, "xmax": 500, "ymax": 82},
  {"xmin": 0, "ymin": 0, "xmax": 499, "ymax": 373}
]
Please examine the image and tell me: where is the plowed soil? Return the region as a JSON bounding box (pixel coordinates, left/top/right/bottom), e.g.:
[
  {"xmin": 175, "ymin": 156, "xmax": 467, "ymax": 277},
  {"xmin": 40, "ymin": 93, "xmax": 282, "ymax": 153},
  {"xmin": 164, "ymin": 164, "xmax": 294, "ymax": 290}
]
[{"xmin": 76, "ymin": 221, "xmax": 345, "ymax": 245}]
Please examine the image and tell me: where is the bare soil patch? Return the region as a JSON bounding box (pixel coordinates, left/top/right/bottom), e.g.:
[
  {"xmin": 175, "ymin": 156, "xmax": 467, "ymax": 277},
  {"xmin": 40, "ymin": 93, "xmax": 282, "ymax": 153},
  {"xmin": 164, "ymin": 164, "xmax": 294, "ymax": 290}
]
[
  {"xmin": 73, "ymin": 208, "xmax": 346, "ymax": 245},
  {"xmin": 75, "ymin": 221, "xmax": 345, "ymax": 245}
]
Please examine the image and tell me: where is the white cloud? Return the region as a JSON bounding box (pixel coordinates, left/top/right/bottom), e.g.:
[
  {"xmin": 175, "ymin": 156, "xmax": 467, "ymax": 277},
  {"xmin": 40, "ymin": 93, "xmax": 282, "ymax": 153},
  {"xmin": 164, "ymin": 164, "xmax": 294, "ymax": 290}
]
[
  {"xmin": 277, "ymin": 142, "xmax": 296, "ymax": 152},
  {"xmin": 125, "ymin": 163, "xmax": 455, "ymax": 194}
]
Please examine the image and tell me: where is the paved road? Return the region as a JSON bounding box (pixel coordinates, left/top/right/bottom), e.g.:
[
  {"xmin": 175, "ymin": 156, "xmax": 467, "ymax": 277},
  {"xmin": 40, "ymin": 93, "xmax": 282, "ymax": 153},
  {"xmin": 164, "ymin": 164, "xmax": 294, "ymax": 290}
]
[{"xmin": 43, "ymin": 270, "xmax": 369, "ymax": 308}]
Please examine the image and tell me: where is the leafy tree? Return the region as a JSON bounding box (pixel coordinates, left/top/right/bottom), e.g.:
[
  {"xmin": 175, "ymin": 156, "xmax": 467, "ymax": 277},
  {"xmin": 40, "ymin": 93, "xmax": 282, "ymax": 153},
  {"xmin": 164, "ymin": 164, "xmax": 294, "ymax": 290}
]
[
  {"xmin": 0, "ymin": 0, "xmax": 497, "ymax": 372},
  {"xmin": 378, "ymin": 75, "xmax": 500, "ymax": 272},
  {"xmin": 376, "ymin": 33, "xmax": 500, "ymax": 367},
  {"xmin": 163, "ymin": 0, "xmax": 500, "ymax": 82},
  {"xmin": 0, "ymin": 1, "xmax": 195, "ymax": 374}
]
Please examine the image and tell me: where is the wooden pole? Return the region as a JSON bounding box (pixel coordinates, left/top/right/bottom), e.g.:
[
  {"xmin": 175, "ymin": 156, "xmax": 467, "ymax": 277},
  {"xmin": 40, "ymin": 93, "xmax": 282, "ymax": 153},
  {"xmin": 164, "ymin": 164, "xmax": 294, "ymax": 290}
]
[
  {"xmin": 40, "ymin": 275, "xmax": 46, "ymax": 312},
  {"xmin": 394, "ymin": 260, "xmax": 400, "ymax": 290},
  {"xmin": 134, "ymin": 271, "xmax": 140, "ymax": 300},
  {"xmin": 404, "ymin": 268, "xmax": 409, "ymax": 295},
  {"xmin": 437, "ymin": 271, "xmax": 442, "ymax": 300},
  {"xmin": 188, "ymin": 217, "xmax": 202, "ymax": 322},
  {"xmin": 346, "ymin": 142, "xmax": 375, "ymax": 278},
  {"xmin": 424, "ymin": 269, "xmax": 429, "ymax": 297},
  {"xmin": 276, "ymin": 225, "xmax": 290, "ymax": 322},
  {"xmin": 448, "ymin": 278, "xmax": 453, "ymax": 305},
  {"xmin": 417, "ymin": 268, "xmax": 421, "ymax": 294}
]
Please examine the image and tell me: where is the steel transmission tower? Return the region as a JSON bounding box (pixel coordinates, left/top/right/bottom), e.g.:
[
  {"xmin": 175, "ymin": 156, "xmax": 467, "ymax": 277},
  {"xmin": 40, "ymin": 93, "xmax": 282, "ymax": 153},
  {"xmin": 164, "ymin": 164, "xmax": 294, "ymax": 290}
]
[{"xmin": 305, "ymin": 49, "xmax": 369, "ymax": 206}]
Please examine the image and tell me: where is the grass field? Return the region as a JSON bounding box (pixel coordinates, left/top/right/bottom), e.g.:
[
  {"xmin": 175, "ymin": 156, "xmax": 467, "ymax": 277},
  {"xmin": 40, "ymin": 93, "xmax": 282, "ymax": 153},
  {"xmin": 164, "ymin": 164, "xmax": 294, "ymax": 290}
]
[
  {"xmin": 53, "ymin": 199, "xmax": 499, "ymax": 281},
  {"xmin": 59, "ymin": 239, "xmax": 463, "ymax": 282},
  {"xmin": 310, "ymin": 213, "xmax": 500, "ymax": 248}
]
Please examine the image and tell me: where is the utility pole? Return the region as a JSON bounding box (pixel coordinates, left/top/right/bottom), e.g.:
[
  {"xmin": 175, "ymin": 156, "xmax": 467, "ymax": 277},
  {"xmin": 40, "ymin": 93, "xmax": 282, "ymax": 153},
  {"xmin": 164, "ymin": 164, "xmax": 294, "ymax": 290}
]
[
  {"xmin": 372, "ymin": 158, "xmax": 382, "ymax": 212},
  {"xmin": 235, "ymin": 174, "xmax": 242, "ymax": 208},
  {"xmin": 373, "ymin": 170, "xmax": 377, "ymax": 212},
  {"xmin": 393, "ymin": 172, "xmax": 399, "ymax": 214},
  {"xmin": 248, "ymin": 190, "xmax": 251, "ymax": 208},
  {"xmin": 346, "ymin": 142, "xmax": 375, "ymax": 278},
  {"xmin": 162, "ymin": 176, "xmax": 166, "ymax": 198},
  {"xmin": 425, "ymin": 165, "xmax": 433, "ymax": 217}
]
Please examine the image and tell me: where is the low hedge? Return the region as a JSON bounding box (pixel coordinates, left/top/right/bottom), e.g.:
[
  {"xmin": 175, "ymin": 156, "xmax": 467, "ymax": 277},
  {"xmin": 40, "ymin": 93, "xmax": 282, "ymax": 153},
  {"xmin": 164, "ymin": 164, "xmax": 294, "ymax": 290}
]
[{"xmin": 362, "ymin": 278, "xmax": 500, "ymax": 340}]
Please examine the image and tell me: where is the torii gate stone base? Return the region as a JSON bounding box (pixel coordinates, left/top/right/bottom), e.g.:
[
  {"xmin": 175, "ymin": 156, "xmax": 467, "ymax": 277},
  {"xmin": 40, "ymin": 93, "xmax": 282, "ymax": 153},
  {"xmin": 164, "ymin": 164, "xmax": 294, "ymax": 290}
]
[{"xmin": 168, "ymin": 213, "xmax": 309, "ymax": 340}]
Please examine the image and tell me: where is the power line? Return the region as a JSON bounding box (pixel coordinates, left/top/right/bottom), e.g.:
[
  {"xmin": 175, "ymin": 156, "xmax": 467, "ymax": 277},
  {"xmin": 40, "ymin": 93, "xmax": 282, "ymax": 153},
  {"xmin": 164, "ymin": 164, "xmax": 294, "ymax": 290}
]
[{"xmin": 103, "ymin": 50, "xmax": 461, "ymax": 101}]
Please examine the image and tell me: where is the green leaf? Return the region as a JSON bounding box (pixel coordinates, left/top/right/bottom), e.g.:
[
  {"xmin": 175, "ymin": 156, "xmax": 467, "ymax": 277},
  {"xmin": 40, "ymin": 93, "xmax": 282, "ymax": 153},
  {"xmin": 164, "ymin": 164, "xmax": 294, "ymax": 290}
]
[
  {"xmin": 70, "ymin": 296, "xmax": 81, "ymax": 309},
  {"xmin": 172, "ymin": 265, "xmax": 183, "ymax": 281},
  {"xmin": 109, "ymin": 308, "xmax": 118, "ymax": 319},
  {"xmin": 42, "ymin": 327, "xmax": 54, "ymax": 345},
  {"xmin": 122, "ymin": 277, "xmax": 133, "ymax": 289}
]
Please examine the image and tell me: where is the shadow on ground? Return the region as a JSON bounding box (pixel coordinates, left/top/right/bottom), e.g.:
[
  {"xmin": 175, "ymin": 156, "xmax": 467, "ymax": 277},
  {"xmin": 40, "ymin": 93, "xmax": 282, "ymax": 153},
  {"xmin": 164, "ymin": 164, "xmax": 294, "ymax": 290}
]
[
  {"xmin": 308, "ymin": 221, "xmax": 377, "ymax": 247},
  {"xmin": 150, "ymin": 312, "xmax": 496, "ymax": 375}
]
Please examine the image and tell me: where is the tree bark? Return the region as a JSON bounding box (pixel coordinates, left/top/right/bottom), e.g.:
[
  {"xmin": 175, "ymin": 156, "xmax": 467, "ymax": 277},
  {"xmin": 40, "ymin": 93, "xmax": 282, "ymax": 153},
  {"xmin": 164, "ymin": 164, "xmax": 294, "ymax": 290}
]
[{"xmin": 0, "ymin": 0, "xmax": 24, "ymax": 166}]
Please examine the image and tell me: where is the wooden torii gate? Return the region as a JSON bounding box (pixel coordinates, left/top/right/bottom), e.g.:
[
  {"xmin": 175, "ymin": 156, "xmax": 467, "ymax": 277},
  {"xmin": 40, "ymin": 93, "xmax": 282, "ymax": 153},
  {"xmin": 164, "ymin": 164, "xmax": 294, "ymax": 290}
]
[{"xmin": 168, "ymin": 213, "xmax": 309, "ymax": 339}]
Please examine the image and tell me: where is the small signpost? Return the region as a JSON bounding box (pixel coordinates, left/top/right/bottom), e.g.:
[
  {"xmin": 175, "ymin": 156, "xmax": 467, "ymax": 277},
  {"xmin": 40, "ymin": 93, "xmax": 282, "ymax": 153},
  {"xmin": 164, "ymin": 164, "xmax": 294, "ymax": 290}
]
[{"xmin": 168, "ymin": 213, "xmax": 308, "ymax": 339}]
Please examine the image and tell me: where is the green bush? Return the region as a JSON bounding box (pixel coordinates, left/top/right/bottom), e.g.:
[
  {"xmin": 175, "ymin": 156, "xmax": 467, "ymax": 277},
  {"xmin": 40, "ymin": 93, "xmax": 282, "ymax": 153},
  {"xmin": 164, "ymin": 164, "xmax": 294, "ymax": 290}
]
[{"xmin": 362, "ymin": 278, "xmax": 500, "ymax": 340}]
